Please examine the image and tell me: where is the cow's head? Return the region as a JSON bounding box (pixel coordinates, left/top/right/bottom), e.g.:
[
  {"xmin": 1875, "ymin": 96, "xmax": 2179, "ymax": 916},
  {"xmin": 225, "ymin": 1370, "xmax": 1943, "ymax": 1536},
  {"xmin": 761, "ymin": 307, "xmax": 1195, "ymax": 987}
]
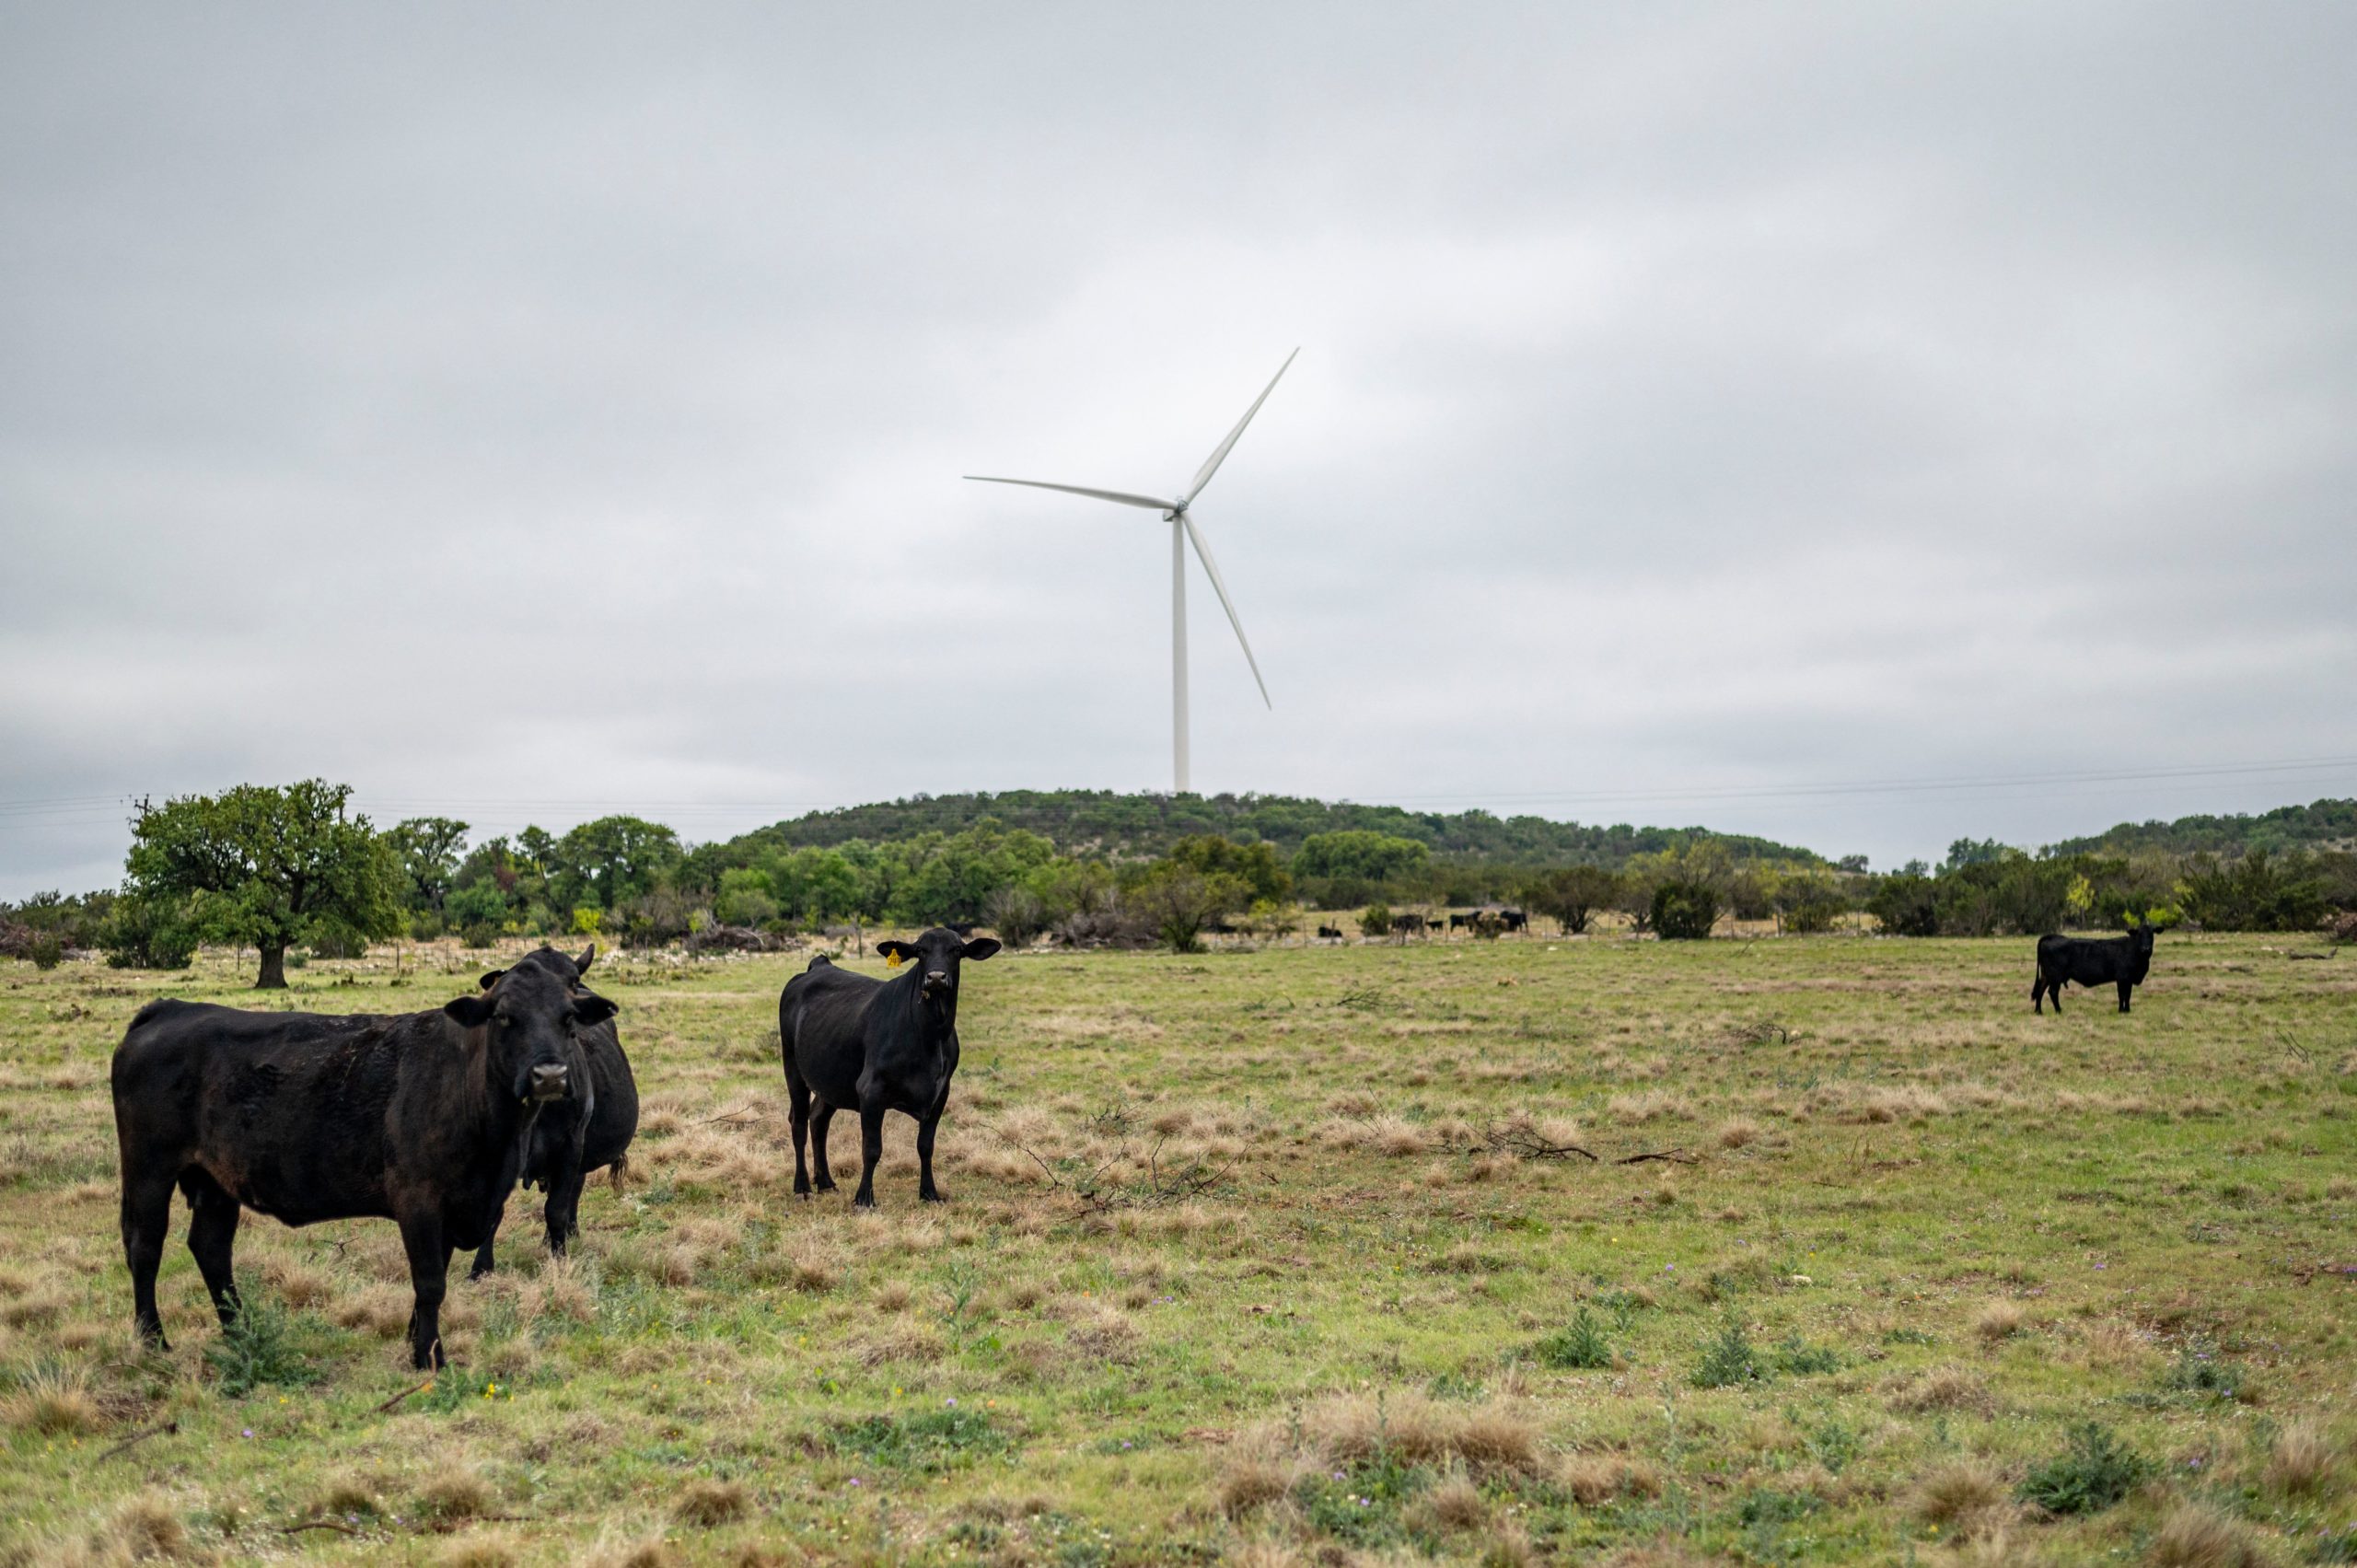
[
  {"xmin": 445, "ymin": 960, "xmax": 617, "ymax": 1104},
  {"xmin": 480, "ymin": 944, "xmax": 598, "ymax": 992},
  {"xmin": 2130, "ymin": 916, "xmax": 2156, "ymax": 953},
  {"xmin": 877, "ymin": 927, "xmax": 1001, "ymax": 1003}
]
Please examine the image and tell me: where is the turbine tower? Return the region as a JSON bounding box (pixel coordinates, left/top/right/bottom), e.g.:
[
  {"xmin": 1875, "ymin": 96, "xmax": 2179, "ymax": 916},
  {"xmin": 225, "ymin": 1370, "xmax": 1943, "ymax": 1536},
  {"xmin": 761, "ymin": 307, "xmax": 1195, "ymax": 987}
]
[{"xmin": 966, "ymin": 349, "xmax": 1295, "ymax": 795}]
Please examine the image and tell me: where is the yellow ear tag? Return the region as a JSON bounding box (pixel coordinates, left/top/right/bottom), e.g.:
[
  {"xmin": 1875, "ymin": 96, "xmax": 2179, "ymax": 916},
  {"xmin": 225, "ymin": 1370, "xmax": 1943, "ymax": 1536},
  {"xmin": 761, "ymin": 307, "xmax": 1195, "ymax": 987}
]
[{"xmin": 885, "ymin": 952, "xmax": 902, "ymax": 970}]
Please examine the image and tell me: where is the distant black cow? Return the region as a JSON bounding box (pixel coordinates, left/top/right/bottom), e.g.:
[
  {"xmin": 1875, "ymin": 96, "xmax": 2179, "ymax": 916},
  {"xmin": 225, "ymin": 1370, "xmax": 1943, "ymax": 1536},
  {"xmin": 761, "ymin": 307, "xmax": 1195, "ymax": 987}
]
[
  {"xmin": 779, "ymin": 927, "xmax": 999, "ymax": 1208},
  {"xmin": 1390, "ymin": 912, "xmax": 1427, "ymax": 941},
  {"xmin": 1448, "ymin": 912, "xmax": 1475, "ymax": 932},
  {"xmin": 468, "ymin": 946, "xmax": 638, "ymax": 1279},
  {"xmin": 2032, "ymin": 920, "xmax": 2156, "ymax": 1015},
  {"xmin": 111, "ymin": 965, "xmax": 612, "ymax": 1368},
  {"xmin": 1316, "ymin": 924, "xmax": 1345, "ymax": 942},
  {"xmin": 1500, "ymin": 908, "xmax": 1528, "ymax": 933}
]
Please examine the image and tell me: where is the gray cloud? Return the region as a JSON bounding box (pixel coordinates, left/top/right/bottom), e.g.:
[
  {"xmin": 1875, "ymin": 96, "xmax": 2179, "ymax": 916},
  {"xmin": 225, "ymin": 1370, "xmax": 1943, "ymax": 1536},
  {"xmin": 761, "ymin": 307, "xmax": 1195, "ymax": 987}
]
[{"xmin": 6, "ymin": 2, "xmax": 2354, "ymax": 894}]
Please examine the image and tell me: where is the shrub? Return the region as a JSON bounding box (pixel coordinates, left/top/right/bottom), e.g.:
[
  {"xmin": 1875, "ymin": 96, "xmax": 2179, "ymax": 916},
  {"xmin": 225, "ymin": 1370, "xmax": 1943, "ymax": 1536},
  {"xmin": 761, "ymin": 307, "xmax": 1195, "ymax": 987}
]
[
  {"xmin": 1868, "ymin": 872, "xmax": 1941, "ymax": 936},
  {"xmin": 204, "ymin": 1276, "xmax": 319, "ymax": 1396},
  {"xmin": 2017, "ymin": 1423, "xmax": 2149, "ymax": 1515},
  {"xmin": 1534, "ymin": 1307, "xmax": 1613, "ymax": 1370},
  {"xmin": 27, "ymin": 932, "xmax": 64, "ymax": 970},
  {"xmin": 1653, "ymin": 881, "xmax": 1721, "ymax": 941},
  {"xmin": 1692, "ymin": 1318, "xmax": 1767, "ymax": 1388},
  {"xmin": 1360, "ymin": 904, "xmax": 1393, "ymax": 940},
  {"xmin": 100, "ymin": 897, "xmax": 199, "ymax": 970}
]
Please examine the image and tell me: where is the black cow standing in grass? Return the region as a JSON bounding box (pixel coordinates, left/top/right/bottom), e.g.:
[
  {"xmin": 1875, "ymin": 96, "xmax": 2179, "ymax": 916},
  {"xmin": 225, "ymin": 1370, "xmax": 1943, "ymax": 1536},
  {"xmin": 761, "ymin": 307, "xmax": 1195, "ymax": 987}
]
[
  {"xmin": 468, "ymin": 946, "xmax": 637, "ymax": 1279},
  {"xmin": 110, "ymin": 965, "xmax": 613, "ymax": 1368},
  {"xmin": 779, "ymin": 927, "xmax": 999, "ymax": 1208},
  {"xmin": 2032, "ymin": 920, "xmax": 2157, "ymax": 1015}
]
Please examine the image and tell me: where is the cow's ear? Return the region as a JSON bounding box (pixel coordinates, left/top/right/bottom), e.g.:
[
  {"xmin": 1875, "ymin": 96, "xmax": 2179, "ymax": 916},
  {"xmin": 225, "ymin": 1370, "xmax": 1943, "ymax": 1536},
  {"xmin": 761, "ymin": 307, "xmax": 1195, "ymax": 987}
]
[
  {"xmin": 444, "ymin": 993, "xmax": 496, "ymax": 1028},
  {"xmin": 575, "ymin": 944, "xmax": 597, "ymax": 974},
  {"xmin": 877, "ymin": 940, "xmax": 917, "ymax": 966},
  {"xmin": 476, "ymin": 969, "xmax": 507, "ymax": 992},
  {"xmin": 572, "ymin": 993, "xmax": 618, "ymax": 1027},
  {"xmin": 961, "ymin": 937, "xmax": 1002, "ymax": 962}
]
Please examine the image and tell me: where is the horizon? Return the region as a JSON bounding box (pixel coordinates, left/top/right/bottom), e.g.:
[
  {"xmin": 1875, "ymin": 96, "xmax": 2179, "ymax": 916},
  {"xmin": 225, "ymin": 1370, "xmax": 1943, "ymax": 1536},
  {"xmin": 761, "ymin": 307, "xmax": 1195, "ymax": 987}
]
[{"xmin": 7, "ymin": 778, "xmax": 2352, "ymax": 902}]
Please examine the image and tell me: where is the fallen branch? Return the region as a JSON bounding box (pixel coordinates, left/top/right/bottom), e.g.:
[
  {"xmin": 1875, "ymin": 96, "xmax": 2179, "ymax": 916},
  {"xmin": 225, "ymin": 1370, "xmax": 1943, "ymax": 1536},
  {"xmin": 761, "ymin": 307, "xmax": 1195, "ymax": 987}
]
[
  {"xmin": 1004, "ymin": 1132, "xmax": 1236, "ymax": 1214},
  {"xmin": 97, "ymin": 1418, "xmax": 177, "ymax": 1462},
  {"xmin": 372, "ymin": 1380, "xmax": 432, "ymax": 1415},
  {"xmin": 1613, "ymin": 1148, "xmax": 1697, "ymax": 1166},
  {"xmin": 1481, "ymin": 1124, "xmax": 1697, "ymax": 1166},
  {"xmin": 281, "ymin": 1522, "xmax": 361, "ymax": 1537},
  {"xmin": 695, "ymin": 1102, "xmax": 769, "ymax": 1125}
]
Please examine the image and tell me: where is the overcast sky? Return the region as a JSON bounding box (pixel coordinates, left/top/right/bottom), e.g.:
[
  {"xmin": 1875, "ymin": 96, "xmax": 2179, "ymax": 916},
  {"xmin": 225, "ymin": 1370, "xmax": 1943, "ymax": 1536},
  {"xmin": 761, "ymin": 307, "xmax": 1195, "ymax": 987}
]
[{"xmin": 5, "ymin": 3, "xmax": 2353, "ymax": 896}]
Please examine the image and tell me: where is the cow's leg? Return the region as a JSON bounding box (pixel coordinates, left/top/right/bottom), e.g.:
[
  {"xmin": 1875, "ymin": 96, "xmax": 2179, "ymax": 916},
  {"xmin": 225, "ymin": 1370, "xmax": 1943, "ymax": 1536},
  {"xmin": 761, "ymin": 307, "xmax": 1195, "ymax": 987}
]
[
  {"xmin": 121, "ymin": 1168, "xmax": 177, "ymax": 1350},
  {"xmin": 469, "ymin": 1224, "xmax": 500, "ymax": 1281},
  {"xmin": 180, "ymin": 1170, "xmax": 243, "ymax": 1329},
  {"xmin": 853, "ymin": 1103, "xmax": 887, "ymax": 1210},
  {"xmin": 544, "ymin": 1158, "xmax": 588, "ymax": 1259},
  {"xmin": 398, "ymin": 1214, "xmax": 451, "ymax": 1370},
  {"xmin": 2118, "ymin": 981, "xmax": 2132, "ymax": 1014},
  {"xmin": 916, "ymin": 1113, "xmax": 945, "ymax": 1203},
  {"xmin": 2031, "ymin": 972, "xmax": 2046, "ymax": 1013},
  {"xmin": 788, "ymin": 1072, "xmax": 814, "ymax": 1197},
  {"xmin": 810, "ymin": 1103, "xmax": 840, "ymax": 1193}
]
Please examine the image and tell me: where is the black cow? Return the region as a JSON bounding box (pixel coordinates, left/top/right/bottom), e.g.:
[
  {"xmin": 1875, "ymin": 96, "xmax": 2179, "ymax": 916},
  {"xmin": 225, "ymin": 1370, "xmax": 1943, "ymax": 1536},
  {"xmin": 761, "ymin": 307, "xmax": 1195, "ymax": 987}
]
[
  {"xmin": 1500, "ymin": 908, "xmax": 1528, "ymax": 933},
  {"xmin": 467, "ymin": 946, "xmax": 637, "ymax": 1279},
  {"xmin": 1390, "ymin": 912, "xmax": 1427, "ymax": 940},
  {"xmin": 1316, "ymin": 924, "xmax": 1345, "ymax": 942},
  {"xmin": 2032, "ymin": 920, "xmax": 2156, "ymax": 1015},
  {"xmin": 1447, "ymin": 912, "xmax": 1474, "ymax": 932},
  {"xmin": 779, "ymin": 927, "xmax": 999, "ymax": 1208},
  {"xmin": 110, "ymin": 965, "xmax": 612, "ymax": 1368}
]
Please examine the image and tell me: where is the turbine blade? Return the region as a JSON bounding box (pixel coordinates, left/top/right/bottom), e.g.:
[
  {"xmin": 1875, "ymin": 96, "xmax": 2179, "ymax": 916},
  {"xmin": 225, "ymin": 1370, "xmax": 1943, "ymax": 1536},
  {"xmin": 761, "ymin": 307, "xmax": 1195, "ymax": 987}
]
[
  {"xmin": 963, "ymin": 476, "xmax": 1177, "ymax": 511},
  {"xmin": 1182, "ymin": 348, "xmax": 1298, "ymax": 506},
  {"xmin": 1180, "ymin": 513, "xmax": 1271, "ymax": 709}
]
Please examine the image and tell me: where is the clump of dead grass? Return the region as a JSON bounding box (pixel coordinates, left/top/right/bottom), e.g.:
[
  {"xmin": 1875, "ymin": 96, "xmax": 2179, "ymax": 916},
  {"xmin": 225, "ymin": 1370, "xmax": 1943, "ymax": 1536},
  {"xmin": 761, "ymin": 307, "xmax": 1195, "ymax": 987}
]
[
  {"xmin": 672, "ymin": 1478, "xmax": 749, "ymax": 1527},
  {"xmin": 3, "ymin": 1361, "xmax": 102, "ymax": 1435},
  {"xmin": 437, "ymin": 1539, "xmax": 520, "ymax": 1568},
  {"xmin": 2264, "ymin": 1418, "xmax": 2341, "ymax": 1495},
  {"xmin": 1974, "ymin": 1300, "xmax": 2026, "ymax": 1342},
  {"xmin": 2146, "ymin": 1502, "xmax": 2268, "ymax": 1568},
  {"xmin": 1560, "ymin": 1451, "xmax": 1664, "ymax": 1504},
  {"xmin": 1887, "ymin": 1367, "xmax": 1996, "ymax": 1415},
  {"xmin": 414, "ymin": 1465, "xmax": 496, "ymax": 1521},
  {"xmin": 1910, "ymin": 1462, "xmax": 2013, "ymax": 1539},
  {"xmin": 1715, "ymin": 1117, "xmax": 1761, "ymax": 1149},
  {"xmin": 1407, "ymin": 1473, "xmax": 1490, "ymax": 1532}
]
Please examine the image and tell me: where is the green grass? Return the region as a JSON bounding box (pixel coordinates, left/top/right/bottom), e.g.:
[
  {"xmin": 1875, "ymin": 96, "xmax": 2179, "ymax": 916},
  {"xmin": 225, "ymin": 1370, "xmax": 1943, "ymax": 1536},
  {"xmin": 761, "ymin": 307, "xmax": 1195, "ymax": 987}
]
[{"xmin": 1, "ymin": 930, "xmax": 2353, "ymax": 1562}]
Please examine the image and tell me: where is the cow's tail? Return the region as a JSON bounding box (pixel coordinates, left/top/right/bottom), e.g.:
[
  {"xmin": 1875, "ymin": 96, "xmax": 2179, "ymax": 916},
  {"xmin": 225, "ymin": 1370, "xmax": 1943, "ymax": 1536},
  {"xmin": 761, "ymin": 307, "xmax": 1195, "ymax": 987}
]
[{"xmin": 608, "ymin": 1153, "xmax": 631, "ymax": 1194}]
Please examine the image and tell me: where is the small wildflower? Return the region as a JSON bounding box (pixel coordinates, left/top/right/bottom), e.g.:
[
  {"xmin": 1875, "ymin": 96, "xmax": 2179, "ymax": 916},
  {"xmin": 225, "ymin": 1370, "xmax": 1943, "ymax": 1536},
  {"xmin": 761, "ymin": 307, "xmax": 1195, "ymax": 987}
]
[{"xmin": 241, "ymin": 1428, "xmax": 253, "ymax": 1438}]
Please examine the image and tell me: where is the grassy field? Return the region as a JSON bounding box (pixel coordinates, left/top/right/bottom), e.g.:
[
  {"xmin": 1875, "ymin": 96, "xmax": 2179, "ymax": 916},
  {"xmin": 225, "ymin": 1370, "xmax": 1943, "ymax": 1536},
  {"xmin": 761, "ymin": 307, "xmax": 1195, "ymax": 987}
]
[{"xmin": 2, "ymin": 931, "xmax": 2353, "ymax": 1566}]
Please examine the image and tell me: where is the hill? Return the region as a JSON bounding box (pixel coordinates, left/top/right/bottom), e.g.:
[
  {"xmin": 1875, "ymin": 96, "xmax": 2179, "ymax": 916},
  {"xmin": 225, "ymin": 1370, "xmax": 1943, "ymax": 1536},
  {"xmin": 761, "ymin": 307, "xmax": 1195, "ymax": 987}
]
[
  {"xmin": 2045, "ymin": 796, "xmax": 2357, "ymax": 858},
  {"xmin": 708, "ymin": 789, "xmax": 1827, "ymax": 867}
]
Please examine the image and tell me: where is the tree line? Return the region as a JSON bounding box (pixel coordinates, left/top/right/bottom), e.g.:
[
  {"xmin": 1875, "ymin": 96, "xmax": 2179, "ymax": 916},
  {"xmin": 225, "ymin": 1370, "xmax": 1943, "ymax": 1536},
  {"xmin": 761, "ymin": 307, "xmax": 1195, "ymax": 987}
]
[{"xmin": 5, "ymin": 783, "xmax": 2354, "ymax": 985}]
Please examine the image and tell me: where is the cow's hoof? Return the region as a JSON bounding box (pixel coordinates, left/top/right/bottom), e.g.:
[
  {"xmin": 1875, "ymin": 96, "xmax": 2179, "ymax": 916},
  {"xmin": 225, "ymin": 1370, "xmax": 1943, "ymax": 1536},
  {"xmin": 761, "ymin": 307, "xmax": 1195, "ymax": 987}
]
[
  {"xmin": 920, "ymin": 1191, "xmax": 946, "ymax": 1204},
  {"xmin": 468, "ymin": 1262, "xmax": 493, "ymax": 1282}
]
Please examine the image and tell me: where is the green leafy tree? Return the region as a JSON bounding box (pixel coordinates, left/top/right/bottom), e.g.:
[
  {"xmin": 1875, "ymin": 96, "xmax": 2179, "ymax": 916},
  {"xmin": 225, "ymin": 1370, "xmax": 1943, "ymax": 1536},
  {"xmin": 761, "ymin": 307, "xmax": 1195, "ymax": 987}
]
[
  {"xmin": 1129, "ymin": 862, "xmax": 1249, "ymax": 953},
  {"xmin": 1359, "ymin": 903, "xmax": 1393, "ymax": 939},
  {"xmin": 550, "ymin": 816, "xmax": 682, "ymax": 912},
  {"xmin": 1867, "ymin": 871, "xmax": 1940, "ymax": 936},
  {"xmin": 124, "ymin": 780, "xmax": 401, "ymax": 987},
  {"xmin": 1652, "ymin": 880, "xmax": 1722, "ymax": 940},
  {"xmin": 1525, "ymin": 865, "xmax": 1621, "ymax": 935},
  {"xmin": 1773, "ymin": 869, "xmax": 1849, "ymax": 935},
  {"xmin": 1164, "ymin": 836, "xmax": 1291, "ymax": 904},
  {"xmin": 1293, "ymin": 830, "xmax": 1430, "ymax": 885},
  {"xmin": 384, "ymin": 816, "xmax": 470, "ymax": 919},
  {"xmin": 445, "ymin": 880, "xmax": 511, "ymax": 947},
  {"xmin": 714, "ymin": 867, "xmax": 781, "ymax": 927},
  {"xmin": 2177, "ymin": 849, "xmax": 2329, "ymax": 932}
]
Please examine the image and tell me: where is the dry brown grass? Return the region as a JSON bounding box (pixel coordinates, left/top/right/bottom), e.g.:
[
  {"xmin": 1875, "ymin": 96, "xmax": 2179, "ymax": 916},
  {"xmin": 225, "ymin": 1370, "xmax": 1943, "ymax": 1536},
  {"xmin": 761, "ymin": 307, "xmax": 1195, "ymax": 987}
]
[
  {"xmin": 1408, "ymin": 1473, "xmax": 1490, "ymax": 1532},
  {"xmin": 313, "ymin": 1474, "xmax": 387, "ymax": 1517},
  {"xmin": 1973, "ymin": 1299, "xmax": 2026, "ymax": 1342},
  {"xmin": 1714, "ymin": 1117, "xmax": 1761, "ymax": 1149},
  {"xmin": 1560, "ymin": 1452, "xmax": 1664, "ymax": 1505},
  {"xmin": 414, "ymin": 1465, "xmax": 495, "ymax": 1521},
  {"xmin": 1214, "ymin": 1451, "xmax": 1295, "ymax": 1517},
  {"xmin": 582, "ymin": 1539, "xmax": 678, "ymax": 1568},
  {"xmin": 437, "ymin": 1539, "xmax": 520, "ymax": 1568},
  {"xmin": 1887, "ymin": 1367, "xmax": 1995, "ymax": 1415},
  {"xmin": 1910, "ymin": 1462, "xmax": 2012, "ymax": 1539},
  {"xmin": 101, "ymin": 1492, "xmax": 194, "ymax": 1562},
  {"xmin": 672, "ymin": 1478, "xmax": 750, "ymax": 1527},
  {"xmin": 2264, "ymin": 1418, "xmax": 2340, "ymax": 1495},
  {"xmin": 2, "ymin": 1362, "xmax": 102, "ymax": 1435},
  {"xmin": 2146, "ymin": 1502, "xmax": 2268, "ymax": 1568}
]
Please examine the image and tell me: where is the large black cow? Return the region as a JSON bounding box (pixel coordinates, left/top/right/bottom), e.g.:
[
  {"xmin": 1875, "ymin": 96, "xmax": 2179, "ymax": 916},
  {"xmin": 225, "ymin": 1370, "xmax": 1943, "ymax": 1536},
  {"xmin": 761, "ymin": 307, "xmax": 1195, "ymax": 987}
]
[
  {"xmin": 468, "ymin": 946, "xmax": 638, "ymax": 1278},
  {"xmin": 110, "ymin": 964, "xmax": 613, "ymax": 1368},
  {"xmin": 2032, "ymin": 920, "xmax": 2156, "ymax": 1014},
  {"xmin": 779, "ymin": 927, "xmax": 999, "ymax": 1208}
]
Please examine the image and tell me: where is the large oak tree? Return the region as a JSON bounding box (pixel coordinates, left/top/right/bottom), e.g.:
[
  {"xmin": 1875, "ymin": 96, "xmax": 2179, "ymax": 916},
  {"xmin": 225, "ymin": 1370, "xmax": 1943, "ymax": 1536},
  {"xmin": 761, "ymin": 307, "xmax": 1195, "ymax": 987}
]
[{"xmin": 125, "ymin": 780, "xmax": 401, "ymax": 987}]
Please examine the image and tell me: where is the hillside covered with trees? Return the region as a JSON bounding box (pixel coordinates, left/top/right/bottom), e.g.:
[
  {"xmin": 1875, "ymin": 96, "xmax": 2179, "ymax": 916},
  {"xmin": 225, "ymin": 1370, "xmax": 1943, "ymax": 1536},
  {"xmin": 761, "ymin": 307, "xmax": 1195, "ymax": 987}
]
[{"xmin": 2045, "ymin": 797, "xmax": 2357, "ymax": 858}]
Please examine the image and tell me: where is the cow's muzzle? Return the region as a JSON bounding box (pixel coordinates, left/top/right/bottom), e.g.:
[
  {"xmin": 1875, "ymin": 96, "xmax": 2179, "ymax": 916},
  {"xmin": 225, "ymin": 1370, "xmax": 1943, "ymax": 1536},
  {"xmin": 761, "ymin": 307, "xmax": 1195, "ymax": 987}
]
[
  {"xmin": 921, "ymin": 970, "xmax": 951, "ymax": 999},
  {"xmin": 528, "ymin": 1063, "xmax": 571, "ymax": 1102}
]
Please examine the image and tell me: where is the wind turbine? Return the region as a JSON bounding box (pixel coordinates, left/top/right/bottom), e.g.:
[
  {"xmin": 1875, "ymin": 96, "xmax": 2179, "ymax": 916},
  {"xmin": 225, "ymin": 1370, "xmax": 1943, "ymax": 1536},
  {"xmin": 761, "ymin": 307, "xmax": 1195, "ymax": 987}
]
[{"xmin": 966, "ymin": 349, "xmax": 1296, "ymax": 795}]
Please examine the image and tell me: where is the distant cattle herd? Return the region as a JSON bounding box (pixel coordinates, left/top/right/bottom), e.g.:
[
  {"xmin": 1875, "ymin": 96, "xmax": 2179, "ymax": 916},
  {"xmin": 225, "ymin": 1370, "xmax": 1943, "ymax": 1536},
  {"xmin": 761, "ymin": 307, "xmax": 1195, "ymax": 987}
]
[{"xmin": 108, "ymin": 916, "xmax": 2163, "ymax": 1368}]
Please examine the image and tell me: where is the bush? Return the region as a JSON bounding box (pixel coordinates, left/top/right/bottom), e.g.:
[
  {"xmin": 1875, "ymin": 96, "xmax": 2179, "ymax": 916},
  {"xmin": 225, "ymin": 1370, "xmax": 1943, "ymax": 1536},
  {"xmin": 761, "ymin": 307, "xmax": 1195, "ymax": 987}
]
[
  {"xmin": 2017, "ymin": 1423, "xmax": 2149, "ymax": 1515},
  {"xmin": 1692, "ymin": 1318, "xmax": 1767, "ymax": 1388},
  {"xmin": 2179, "ymin": 849, "xmax": 2330, "ymax": 932},
  {"xmin": 1653, "ymin": 881, "xmax": 1721, "ymax": 940},
  {"xmin": 204, "ymin": 1276, "xmax": 319, "ymax": 1397},
  {"xmin": 1534, "ymin": 1307, "xmax": 1613, "ymax": 1369},
  {"xmin": 100, "ymin": 898, "xmax": 198, "ymax": 970},
  {"xmin": 1360, "ymin": 904, "xmax": 1393, "ymax": 940},
  {"xmin": 1867, "ymin": 872, "xmax": 1940, "ymax": 936},
  {"xmin": 27, "ymin": 933, "xmax": 64, "ymax": 970},
  {"xmin": 1524, "ymin": 866, "xmax": 1620, "ymax": 935}
]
